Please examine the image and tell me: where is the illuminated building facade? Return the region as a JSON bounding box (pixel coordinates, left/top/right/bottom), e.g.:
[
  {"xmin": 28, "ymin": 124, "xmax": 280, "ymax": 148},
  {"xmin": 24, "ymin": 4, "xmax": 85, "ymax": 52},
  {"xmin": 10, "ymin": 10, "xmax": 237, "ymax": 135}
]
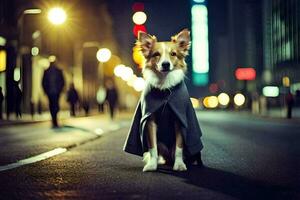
[{"xmin": 262, "ymin": 0, "xmax": 300, "ymax": 92}]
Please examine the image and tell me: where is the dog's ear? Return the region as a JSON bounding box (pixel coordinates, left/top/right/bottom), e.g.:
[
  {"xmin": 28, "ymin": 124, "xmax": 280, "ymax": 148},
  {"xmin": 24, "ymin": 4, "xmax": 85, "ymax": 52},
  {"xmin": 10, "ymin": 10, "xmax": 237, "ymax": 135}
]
[
  {"xmin": 137, "ymin": 31, "xmax": 156, "ymax": 58},
  {"xmin": 171, "ymin": 29, "xmax": 191, "ymax": 56}
]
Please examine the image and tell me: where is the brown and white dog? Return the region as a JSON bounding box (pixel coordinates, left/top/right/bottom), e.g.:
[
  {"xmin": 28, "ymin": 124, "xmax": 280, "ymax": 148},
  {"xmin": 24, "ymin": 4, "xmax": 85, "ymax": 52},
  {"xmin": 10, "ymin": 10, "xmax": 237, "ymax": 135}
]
[{"xmin": 136, "ymin": 29, "xmax": 191, "ymax": 172}]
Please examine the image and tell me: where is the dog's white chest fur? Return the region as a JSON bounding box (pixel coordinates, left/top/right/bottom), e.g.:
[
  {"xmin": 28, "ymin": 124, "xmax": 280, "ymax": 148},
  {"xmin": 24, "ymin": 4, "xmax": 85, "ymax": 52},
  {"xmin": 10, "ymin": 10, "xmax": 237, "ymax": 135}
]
[{"xmin": 143, "ymin": 68, "xmax": 185, "ymax": 90}]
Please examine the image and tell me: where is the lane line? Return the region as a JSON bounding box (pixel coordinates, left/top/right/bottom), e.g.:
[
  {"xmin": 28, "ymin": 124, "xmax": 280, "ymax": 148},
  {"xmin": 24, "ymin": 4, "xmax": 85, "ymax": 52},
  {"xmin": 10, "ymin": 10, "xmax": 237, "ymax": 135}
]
[{"xmin": 0, "ymin": 148, "xmax": 67, "ymax": 172}]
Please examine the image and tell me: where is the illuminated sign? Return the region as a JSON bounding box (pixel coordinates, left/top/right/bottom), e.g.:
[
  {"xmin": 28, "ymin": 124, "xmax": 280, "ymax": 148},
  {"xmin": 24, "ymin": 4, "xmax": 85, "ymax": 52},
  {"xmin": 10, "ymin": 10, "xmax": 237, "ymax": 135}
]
[
  {"xmin": 235, "ymin": 67, "xmax": 256, "ymax": 80},
  {"xmin": 262, "ymin": 86, "xmax": 279, "ymax": 97},
  {"xmin": 191, "ymin": 1, "xmax": 209, "ymax": 86}
]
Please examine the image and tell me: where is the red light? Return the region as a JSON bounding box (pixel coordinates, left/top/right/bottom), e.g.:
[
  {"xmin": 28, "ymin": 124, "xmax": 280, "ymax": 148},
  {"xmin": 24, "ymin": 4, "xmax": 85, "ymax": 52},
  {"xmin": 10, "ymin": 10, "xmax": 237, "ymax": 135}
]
[
  {"xmin": 132, "ymin": 2, "xmax": 144, "ymax": 11},
  {"xmin": 235, "ymin": 68, "xmax": 256, "ymax": 80},
  {"xmin": 209, "ymin": 83, "xmax": 218, "ymax": 93},
  {"xmin": 133, "ymin": 25, "xmax": 147, "ymax": 37}
]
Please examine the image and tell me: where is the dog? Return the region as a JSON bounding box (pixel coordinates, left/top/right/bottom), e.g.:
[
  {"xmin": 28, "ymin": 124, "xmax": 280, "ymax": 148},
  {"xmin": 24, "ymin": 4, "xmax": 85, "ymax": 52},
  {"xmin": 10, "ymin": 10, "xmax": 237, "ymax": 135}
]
[{"xmin": 123, "ymin": 29, "xmax": 204, "ymax": 172}]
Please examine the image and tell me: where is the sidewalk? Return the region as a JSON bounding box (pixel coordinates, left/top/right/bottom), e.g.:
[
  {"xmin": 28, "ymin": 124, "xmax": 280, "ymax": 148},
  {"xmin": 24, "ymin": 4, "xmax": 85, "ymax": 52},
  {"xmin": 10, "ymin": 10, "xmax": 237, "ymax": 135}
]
[{"xmin": 0, "ymin": 110, "xmax": 133, "ymax": 127}]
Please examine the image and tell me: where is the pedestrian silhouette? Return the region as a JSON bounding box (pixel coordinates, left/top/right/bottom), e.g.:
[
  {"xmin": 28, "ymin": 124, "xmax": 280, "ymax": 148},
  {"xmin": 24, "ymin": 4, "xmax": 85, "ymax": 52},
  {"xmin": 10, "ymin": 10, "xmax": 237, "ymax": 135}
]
[
  {"xmin": 285, "ymin": 91, "xmax": 294, "ymax": 119},
  {"xmin": 12, "ymin": 81, "xmax": 22, "ymax": 118},
  {"xmin": 0, "ymin": 86, "xmax": 4, "ymax": 120},
  {"xmin": 96, "ymin": 85, "xmax": 106, "ymax": 113},
  {"xmin": 66, "ymin": 83, "xmax": 79, "ymax": 116},
  {"xmin": 105, "ymin": 79, "xmax": 118, "ymax": 120},
  {"xmin": 42, "ymin": 60, "xmax": 65, "ymax": 128}
]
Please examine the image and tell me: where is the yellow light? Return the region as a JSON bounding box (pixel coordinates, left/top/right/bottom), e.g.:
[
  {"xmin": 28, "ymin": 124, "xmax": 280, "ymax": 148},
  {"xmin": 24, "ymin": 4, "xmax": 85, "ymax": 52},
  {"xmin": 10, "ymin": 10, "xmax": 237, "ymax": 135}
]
[
  {"xmin": 133, "ymin": 77, "xmax": 145, "ymax": 92},
  {"xmin": 0, "ymin": 50, "xmax": 6, "ymax": 72},
  {"xmin": 218, "ymin": 93, "xmax": 230, "ymax": 106},
  {"xmin": 48, "ymin": 7, "xmax": 67, "ymax": 25},
  {"xmin": 234, "ymin": 93, "xmax": 245, "ymax": 106},
  {"xmin": 203, "ymin": 96, "xmax": 218, "ymax": 108},
  {"xmin": 48, "ymin": 55, "xmax": 56, "ymax": 62},
  {"xmin": 282, "ymin": 76, "xmax": 290, "ymax": 87},
  {"xmin": 207, "ymin": 96, "xmax": 218, "ymax": 108},
  {"xmin": 190, "ymin": 98, "xmax": 200, "ymax": 108},
  {"xmin": 96, "ymin": 48, "xmax": 111, "ymax": 63},
  {"xmin": 132, "ymin": 11, "xmax": 147, "ymax": 25},
  {"xmin": 31, "ymin": 47, "xmax": 39, "ymax": 56},
  {"xmin": 132, "ymin": 46, "xmax": 145, "ymax": 68}
]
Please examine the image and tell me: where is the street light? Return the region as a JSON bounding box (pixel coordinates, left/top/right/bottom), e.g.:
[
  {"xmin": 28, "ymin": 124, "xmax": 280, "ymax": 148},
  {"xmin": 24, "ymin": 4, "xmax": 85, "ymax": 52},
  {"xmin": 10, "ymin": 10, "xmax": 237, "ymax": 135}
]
[
  {"xmin": 96, "ymin": 48, "xmax": 111, "ymax": 85},
  {"xmin": 48, "ymin": 7, "xmax": 67, "ymax": 25},
  {"xmin": 96, "ymin": 48, "xmax": 111, "ymax": 63}
]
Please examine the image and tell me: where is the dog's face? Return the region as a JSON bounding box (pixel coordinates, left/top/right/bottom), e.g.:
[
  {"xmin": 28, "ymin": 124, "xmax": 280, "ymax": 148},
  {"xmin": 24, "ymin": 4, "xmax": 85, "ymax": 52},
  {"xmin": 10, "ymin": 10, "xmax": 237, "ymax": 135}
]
[{"xmin": 137, "ymin": 29, "xmax": 191, "ymax": 75}]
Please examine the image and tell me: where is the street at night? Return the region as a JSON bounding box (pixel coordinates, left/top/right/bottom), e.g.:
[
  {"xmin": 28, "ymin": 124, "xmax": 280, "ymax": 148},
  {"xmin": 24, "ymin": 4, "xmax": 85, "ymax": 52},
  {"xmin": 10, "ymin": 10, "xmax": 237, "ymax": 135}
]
[
  {"xmin": 1, "ymin": 0, "xmax": 300, "ymax": 199},
  {"xmin": 0, "ymin": 111, "xmax": 299, "ymax": 200}
]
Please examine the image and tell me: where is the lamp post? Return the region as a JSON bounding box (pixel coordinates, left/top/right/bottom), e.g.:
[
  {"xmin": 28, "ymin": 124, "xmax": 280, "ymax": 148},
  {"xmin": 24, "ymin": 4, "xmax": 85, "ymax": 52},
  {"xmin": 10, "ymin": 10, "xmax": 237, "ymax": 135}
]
[{"xmin": 96, "ymin": 48, "xmax": 111, "ymax": 85}]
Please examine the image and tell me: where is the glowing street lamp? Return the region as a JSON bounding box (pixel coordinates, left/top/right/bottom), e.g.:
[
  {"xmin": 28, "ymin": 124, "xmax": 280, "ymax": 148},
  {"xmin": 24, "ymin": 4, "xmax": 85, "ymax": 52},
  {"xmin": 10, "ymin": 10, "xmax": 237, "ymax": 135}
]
[
  {"xmin": 48, "ymin": 7, "xmax": 67, "ymax": 25},
  {"xmin": 96, "ymin": 48, "xmax": 111, "ymax": 63}
]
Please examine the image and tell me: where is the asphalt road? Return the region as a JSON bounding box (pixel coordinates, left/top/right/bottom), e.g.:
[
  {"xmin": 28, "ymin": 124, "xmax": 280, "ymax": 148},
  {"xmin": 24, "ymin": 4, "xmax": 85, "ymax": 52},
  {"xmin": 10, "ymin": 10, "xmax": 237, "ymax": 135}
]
[{"xmin": 0, "ymin": 111, "xmax": 299, "ymax": 200}]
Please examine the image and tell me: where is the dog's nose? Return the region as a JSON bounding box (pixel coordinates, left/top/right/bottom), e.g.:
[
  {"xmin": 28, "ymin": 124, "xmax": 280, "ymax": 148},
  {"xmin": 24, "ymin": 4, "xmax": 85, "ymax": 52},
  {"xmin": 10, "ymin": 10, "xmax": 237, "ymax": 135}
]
[{"xmin": 161, "ymin": 62, "xmax": 170, "ymax": 71}]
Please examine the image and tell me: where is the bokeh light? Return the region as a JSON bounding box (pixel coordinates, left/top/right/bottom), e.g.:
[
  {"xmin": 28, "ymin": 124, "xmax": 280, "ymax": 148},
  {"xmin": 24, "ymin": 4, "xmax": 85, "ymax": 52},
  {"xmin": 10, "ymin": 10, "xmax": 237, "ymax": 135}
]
[
  {"xmin": 203, "ymin": 96, "xmax": 218, "ymax": 108},
  {"xmin": 218, "ymin": 93, "xmax": 230, "ymax": 106},
  {"xmin": 234, "ymin": 93, "xmax": 246, "ymax": 106},
  {"xmin": 31, "ymin": 47, "xmax": 39, "ymax": 56},
  {"xmin": 132, "ymin": 11, "xmax": 147, "ymax": 25},
  {"xmin": 133, "ymin": 77, "xmax": 145, "ymax": 92},
  {"xmin": 190, "ymin": 98, "xmax": 200, "ymax": 108},
  {"xmin": 97, "ymin": 48, "xmax": 111, "ymax": 63}
]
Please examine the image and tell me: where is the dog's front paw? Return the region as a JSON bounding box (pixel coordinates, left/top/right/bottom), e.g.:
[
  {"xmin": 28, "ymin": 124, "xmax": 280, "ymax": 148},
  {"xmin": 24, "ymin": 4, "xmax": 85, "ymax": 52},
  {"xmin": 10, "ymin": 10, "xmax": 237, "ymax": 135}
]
[
  {"xmin": 173, "ymin": 159, "xmax": 187, "ymax": 171},
  {"xmin": 143, "ymin": 157, "xmax": 158, "ymax": 172}
]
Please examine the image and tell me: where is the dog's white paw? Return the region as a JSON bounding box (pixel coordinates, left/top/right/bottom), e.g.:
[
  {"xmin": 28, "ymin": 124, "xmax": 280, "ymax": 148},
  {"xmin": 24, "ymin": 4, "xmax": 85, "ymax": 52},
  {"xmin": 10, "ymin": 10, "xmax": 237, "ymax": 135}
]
[
  {"xmin": 143, "ymin": 156, "xmax": 158, "ymax": 172},
  {"xmin": 173, "ymin": 159, "xmax": 187, "ymax": 171}
]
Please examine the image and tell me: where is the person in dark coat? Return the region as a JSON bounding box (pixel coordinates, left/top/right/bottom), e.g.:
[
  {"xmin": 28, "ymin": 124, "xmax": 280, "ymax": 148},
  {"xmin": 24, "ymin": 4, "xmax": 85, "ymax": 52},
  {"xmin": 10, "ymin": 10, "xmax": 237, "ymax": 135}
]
[
  {"xmin": 285, "ymin": 91, "xmax": 294, "ymax": 119},
  {"xmin": 66, "ymin": 83, "xmax": 79, "ymax": 116},
  {"xmin": 12, "ymin": 81, "xmax": 22, "ymax": 118},
  {"xmin": 0, "ymin": 86, "xmax": 4, "ymax": 119},
  {"xmin": 42, "ymin": 61, "xmax": 65, "ymax": 127},
  {"xmin": 105, "ymin": 79, "xmax": 119, "ymax": 120}
]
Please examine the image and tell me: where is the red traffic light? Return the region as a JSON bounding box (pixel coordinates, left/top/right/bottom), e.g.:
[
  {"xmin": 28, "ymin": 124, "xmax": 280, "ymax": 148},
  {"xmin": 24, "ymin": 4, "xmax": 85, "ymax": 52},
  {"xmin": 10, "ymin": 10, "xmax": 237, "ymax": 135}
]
[
  {"xmin": 235, "ymin": 67, "xmax": 256, "ymax": 80},
  {"xmin": 133, "ymin": 25, "xmax": 147, "ymax": 37},
  {"xmin": 132, "ymin": 2, "xmax": 144, "ymax": 11}
]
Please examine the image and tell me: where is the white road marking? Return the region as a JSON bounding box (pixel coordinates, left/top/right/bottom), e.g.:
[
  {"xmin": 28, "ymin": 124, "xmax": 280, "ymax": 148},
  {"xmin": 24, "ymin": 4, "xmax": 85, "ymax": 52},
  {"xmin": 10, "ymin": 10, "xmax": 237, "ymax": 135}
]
[{"xmin": 0, "ymin": 148, "xmax": 67, "ymax": 172}]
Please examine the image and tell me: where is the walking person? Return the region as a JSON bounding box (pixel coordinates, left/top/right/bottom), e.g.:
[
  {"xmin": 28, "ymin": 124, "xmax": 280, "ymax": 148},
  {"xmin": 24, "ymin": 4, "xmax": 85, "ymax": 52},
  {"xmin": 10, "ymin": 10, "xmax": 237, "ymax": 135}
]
[
  {"xmin": 12, "ymin": 81, "xmax": 22, "ymax": 118},
  {"xmin": 0, "ymin": 86, "xmax": 4, "ymax": 120},
  {"xmin": 66, "ymin": 83, "xmax": 79, "ymax": 116},
  {"xmin": 105, "ymin": 79, "xmax": 118, "ymax": 120},
  {"xmin": 285, "ymin": 91, "xmax": 294, "ymax": 119},
  {"xmin": 42, "ymin": 60, "xmax": 65, "ymax": 128}
]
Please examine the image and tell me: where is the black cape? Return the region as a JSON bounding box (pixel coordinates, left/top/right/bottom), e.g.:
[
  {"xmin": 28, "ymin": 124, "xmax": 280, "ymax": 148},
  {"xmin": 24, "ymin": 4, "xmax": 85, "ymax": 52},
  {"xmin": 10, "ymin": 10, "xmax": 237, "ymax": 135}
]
[{"xmin": 124, "ymin": 81, "xmax": 203, "ymax": 158}]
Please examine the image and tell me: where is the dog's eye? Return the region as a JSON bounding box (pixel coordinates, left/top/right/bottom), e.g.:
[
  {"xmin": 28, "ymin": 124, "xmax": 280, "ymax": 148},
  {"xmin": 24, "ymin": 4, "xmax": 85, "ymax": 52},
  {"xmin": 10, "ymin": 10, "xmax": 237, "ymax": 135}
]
[
  {"xmin": 152, "ymin": 52, "xmax": 160, "ymax": 57},
  {"xmin": 170, "ymin": 52, "xmax": 177, "ymax": 56}
]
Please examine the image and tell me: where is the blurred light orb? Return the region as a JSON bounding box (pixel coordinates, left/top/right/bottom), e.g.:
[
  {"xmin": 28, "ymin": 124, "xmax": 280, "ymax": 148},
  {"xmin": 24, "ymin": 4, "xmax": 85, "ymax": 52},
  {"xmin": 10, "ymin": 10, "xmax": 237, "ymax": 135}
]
[
  {"xmin": 14, "ymin": 67, "xmax": 21, "ymax": 81},
  {"xmin": 132, "ymin": 2, "xmax": 144, "ymax": 12},
  {"xmin": 203, "ymin": 96, "xmax": 218, "ymax": 108},
  {"xmin": 190, "ymin": 98, "xmax": 200, "ymax": 108},
  {"xmin": 114, "ymin": 64, "xmax": 125, "ymax": 77},
  {"xmin": 127, "ymin": 75, "xmax": 137, "ymax": 87},
  {"xmin": 218, "ymin": 93, "xmax": 230, "ymax": 106},
  {"xmin": 121, "ymin": 67, "xmax": 134, "ymax": 81},
  {"xmin": 48, "ymin": 7, "xmax": 67, "ymax": 25},
  {"xmin": 97, "ymin": 48, "xmax": 111, "ymax": 62},
  {"xmin": 132, "ymin": 46, "xmax": 145, "ymax": 68},
  {"xmin": 133, "ymin": 25, "xmax": 147, "ymax": 37},
  {"xmin": 207, "ymin": 96, "xmax": 218, "ymax": 108},
  {"xmin": 262, "ymin": 86, "xmax": 279, "ymax": 97},
  {"xmin": 133, "ymin": 77, "xmax": 145, "ymax": 92},
  {"xmin": 234, "ymin": 93, "xmax": 245, "ymax": 106},
  {"xmin": 31, "ymin": 47, "xmax": 39, "ymax": 56},
  {"xmin": 132, "ymin": 11, "xmax": 147, "ymax": 25},
  {"xmin": 48, "ymin": 55, "xmax": 56, "ymax": 62}
]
